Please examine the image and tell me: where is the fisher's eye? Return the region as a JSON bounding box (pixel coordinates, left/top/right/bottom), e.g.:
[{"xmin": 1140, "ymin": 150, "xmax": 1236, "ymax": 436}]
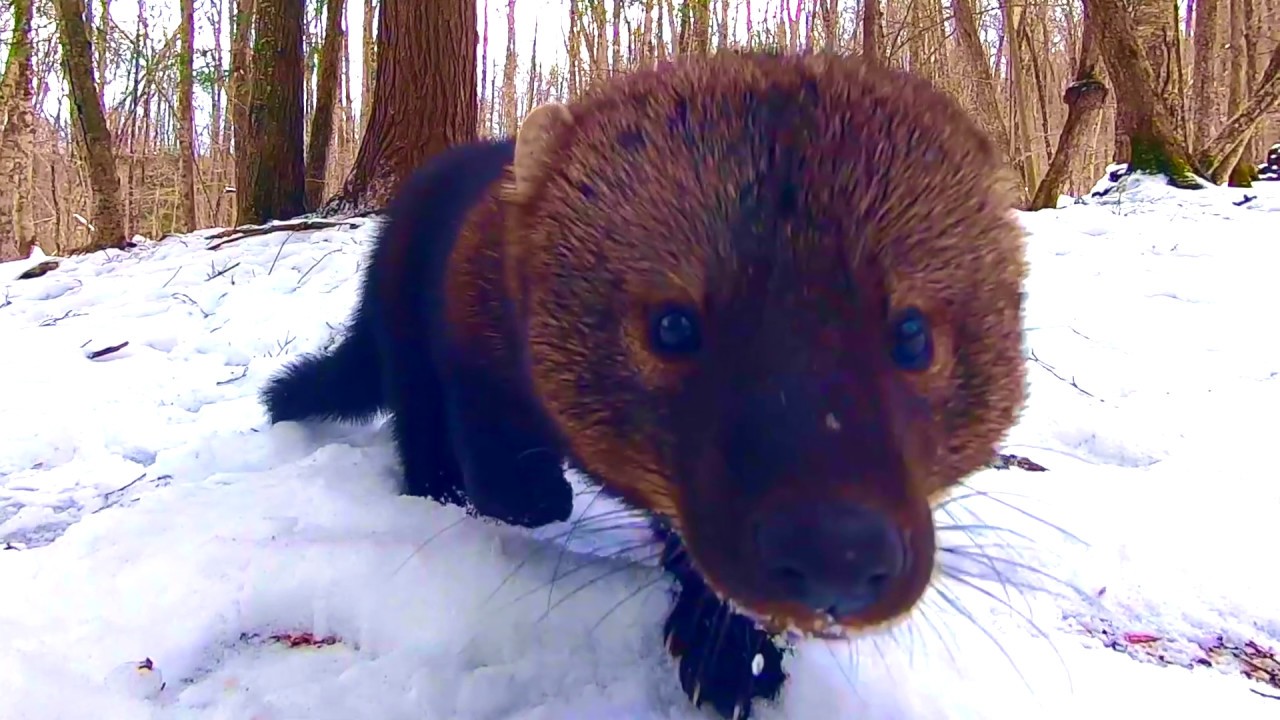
[
  {"xmin": 889, "ymin": 307, "xmax": 933, "ymax": 372},
  {"xmin": 650, "ymin": 306, "xmax": 702, "ymax": 357}
]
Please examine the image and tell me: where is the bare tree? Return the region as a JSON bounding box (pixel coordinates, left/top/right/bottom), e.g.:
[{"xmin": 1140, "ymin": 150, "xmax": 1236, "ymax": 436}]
[
  {"xmin": 952, "ymin": 0, "xmax": 1017, "ymax": 198},
  {"xmin": 230, "ymin": 0, "xmax": 255, "ymax": 201},
  {"xmin": 1196, "ymin": 42, "xmax": 1280, "ymax": 182},
  {"xmin": 240, "ymin": 0, "xmax": 307, "ymax": 223},
  {"xmin": 1032, "ymin": 2, "xmax": 1108, "ymax": 209},
  {"xmin": 0, "ymin": 0, "xmax": 37, "ymax": 260},
  {"xmin": 1190, "ymin": 0, "xmax": 1221, "ymax": 152},
  {"xmin": 55, "ymin": 0, "xmax": 128, "ymax": 250},
  {"xmin": 361, "ymin": 0, "xmax": 377, "ymax": 133},
  {"xmin": 501, "ymin": 0, "xmax": 518, "ymax": 134},
  {"xmin": 325, "ymin": 0, "xmax": 478, "ymax": 213},
  {"xmin": 1089, "ymin": 0, "xmax": 1202, "ymax": 187},
  {"xmin": 177, "ymin": 0, "xmax": 197, "ymax": 231},
  {"xmin": 862, "ymin": 0, "xmax": 881, "ymax": 64},
  {"xmin": 305, "ymin": 0, "xmax": 347, "ymax": 209}
]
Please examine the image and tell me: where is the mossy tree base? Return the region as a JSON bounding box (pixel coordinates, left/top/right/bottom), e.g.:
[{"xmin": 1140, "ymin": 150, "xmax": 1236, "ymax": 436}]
[
  {"xmin": 1129, "ymin": 134, "xmax": 1205, "ymax": 190},
  {"xmin": 1228, "ymin": 161, "xmax": 1259, "ymax": 188}
]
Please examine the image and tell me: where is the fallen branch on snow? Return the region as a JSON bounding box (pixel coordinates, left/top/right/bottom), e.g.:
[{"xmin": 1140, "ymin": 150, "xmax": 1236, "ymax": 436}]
[
  {"xmin": 204, "ymin": 218, "xmax": 365, "ymax": 250},
  {"xmin": 85, "ymin": 341, "xmax": 130, "ymax": 360}
]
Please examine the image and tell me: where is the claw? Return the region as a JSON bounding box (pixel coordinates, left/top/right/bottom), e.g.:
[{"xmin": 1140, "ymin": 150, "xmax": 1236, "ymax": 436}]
[
  {"xmin": 733, "ymin": 704, "xmax": 745, "ymax": 720},
  {"xmin": 692, "ymin": 682, "xmax": 703, "ymax": 707}
]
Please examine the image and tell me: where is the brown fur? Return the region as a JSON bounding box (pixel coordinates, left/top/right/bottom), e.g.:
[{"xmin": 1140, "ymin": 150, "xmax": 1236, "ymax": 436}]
[{"xmin": 440, "ymin": 49, "xmax": 1027, "ymax": 636}]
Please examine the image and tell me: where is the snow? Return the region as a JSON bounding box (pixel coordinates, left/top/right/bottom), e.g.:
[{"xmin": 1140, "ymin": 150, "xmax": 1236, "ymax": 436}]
[{"xmin": 2, "ymin": 174, "xmax": 1279, "ymax": 719}]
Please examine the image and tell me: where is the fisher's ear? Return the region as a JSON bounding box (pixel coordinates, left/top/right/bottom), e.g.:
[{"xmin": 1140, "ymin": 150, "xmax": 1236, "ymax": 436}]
[{"xmin": 510, "ymin": 102, "xmax": 573, "ymax": 201}]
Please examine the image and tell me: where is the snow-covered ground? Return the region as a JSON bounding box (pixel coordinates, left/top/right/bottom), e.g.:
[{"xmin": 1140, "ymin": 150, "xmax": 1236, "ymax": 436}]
[{"xmin": 1, "ymin": 174, "xmax": 1278, "ymax": 719}]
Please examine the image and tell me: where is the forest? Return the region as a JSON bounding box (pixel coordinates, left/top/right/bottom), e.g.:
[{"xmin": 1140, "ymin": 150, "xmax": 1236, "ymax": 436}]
[{"xmin": 0, "ymin": 0, "xmax": 1276, "ymax": 261}]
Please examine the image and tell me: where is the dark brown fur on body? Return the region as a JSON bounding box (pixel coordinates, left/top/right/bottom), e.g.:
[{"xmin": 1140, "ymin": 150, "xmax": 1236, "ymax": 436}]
[{"xmin": 261, "ymin": 49, "xmax": 1027, "ymax": 719}]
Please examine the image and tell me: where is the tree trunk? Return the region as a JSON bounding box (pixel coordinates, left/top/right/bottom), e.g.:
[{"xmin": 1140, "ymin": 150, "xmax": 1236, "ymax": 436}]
[
  {"xmin": 862, "ymin": 0, "xmax": 881, "ymax": 64},
  {"xmin": 1004, "ymin": 0, "xmax": 1040, "ymax": 195},
  {"xmin": 324, "ymin": 0, "xmax": 478, "ymax": 214},
  {"xmin": 1031, "ymin": 3, "xmax": 1109, "ymax": 209},
  {"xmin": 1224, "ymin": 0, "xmax": 1257, "ymax": 185},
  {"xmin": 361, "ymin": 0, "xmax": 377, "ymax": 134},
  {"xmin": 177, "ymin": 0, "xmax": 197, "ymax": 231},
  {"xmin": 230, "ymin": 0, "xmax": 255, "ymax": 199},
  {"xmin": 952, "ymin": 0, "xmax": 1016, "ymax": 194},
  {"xmin": 240, "ymin": 0, "xmax": 306, "ymax": 224},
  {"xmin": 0, "ymin": 0, "xmax": 37, "ymax": 260},
  {"xmin": 54, "ymin": 0, "xmax": 128, "ymax": 251},
  {"xmin": 305, "ymin": 0, "xmax": 346, "ymax": 210},
  {"xmin": 1111, "ymin": 0, "xmax": 1186, "ymax": 164},
  {"xmin": 1089, "ymin": 0, "xmax": 1203, "ymax": 187},
  {"xmin": 1197, "ymin": 42, "xmax": 1280, "ymax": 181},
  {"xmin": 1190, "ymin": 0, "xmax": 1221, "ymax": 152},
  {"xmin": 501, "ymin": 0, "xmax": 517, "ymax": 134}
]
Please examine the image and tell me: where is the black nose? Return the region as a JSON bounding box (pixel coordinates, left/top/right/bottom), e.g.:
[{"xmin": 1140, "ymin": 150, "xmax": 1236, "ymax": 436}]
[{"xmin": 753, "ymin": 501, "xmax": 907, "ymax": 618}]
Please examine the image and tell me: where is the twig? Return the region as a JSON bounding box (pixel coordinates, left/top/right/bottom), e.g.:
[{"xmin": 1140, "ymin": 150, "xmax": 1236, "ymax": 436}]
[
  {"xmin": 38, "ymin": 309, "xmax": 86, "ymax": 327},
  {"xmin": 206, "ymin": 260, "xmax": 240, "ymax": 281},
  {"xmin": 161, "ymin": 266, "xmax": 182, "ymax": 288},
  {"xmin": 297, "ymin": 249, "xmax": 340, "ymax": 286},
  {"xmin": 1027, "ymin": 348, "xmax": 1098, "ymax": 400},
  {"xmin": 268, "ymin": 231, "xmax": 295, "ymax": 276},
  {"xmin": 170, "ymin": 293, "xmax": 212, "ymax": 318},
  {"xmin": 217, "ymin": 367, "xmax": 250, "ymax": 385},
  {"xmin": 86, "ymin": 341, "xmax": 129, "ymax": 359}
]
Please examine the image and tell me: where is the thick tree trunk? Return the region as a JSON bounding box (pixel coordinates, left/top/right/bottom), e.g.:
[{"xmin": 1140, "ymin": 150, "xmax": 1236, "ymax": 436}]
[
  {"xmin": 1111, "ymin": 0, "xmax": 1186, "ymax": 164},
  {"xmin": 239, "ymin": 0, "xmax": 306, "ymax": 224},
  {"xmin": 1224, "ymin": 0, "xmax": 1256, "ymax": 186},
  {"xmin": 304, "ymin": 0, "xmax": 346, "ymax": 210},
  {"xmin": 230, "ymin": 0, "xmax": 255, "ymax": 201},
  {"xmin": 1089, "ymin": 0, "xmax": 1203, "ymax": 188},
  {"xmin": 1190, "ymin": 0, "xmax": 1220, "ymax": 152},
  {"xmin": 1031, "ymin": 4, "xmax": 1108, "ymax": 210},
  {"xmin": 177, "ymin": 0, "xmax": 197, "ymax": 231},
  {"xmin": 862, "ymin": 0, "xmax": 881, "ymax": 64},
  {"xmin": 324, "ymin": 0, "xmax": 478, "ymax": 215},
  {"xmin": 0, "ymin": 0, "xmax": 36, "ymax": 260},
  {"xmin": 54, "ymin": 0, "xmax": 128, "ymax": 251}
]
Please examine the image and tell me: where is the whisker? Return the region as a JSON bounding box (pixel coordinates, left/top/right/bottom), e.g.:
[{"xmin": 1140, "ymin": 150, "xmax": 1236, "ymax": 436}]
[
  {"xmin": 937, "ymin": 571, "xmax": 1074, "ymax": 693},
  {"xmin": 388, "ymin": 515, "xmax": 469, "ymax": 578},
  {"xmin": 945, "ymin": 488, "xmax": 1086, "ymax": 546},
  {"xmin": 940, "ymin": 548, "xmax": 1092, "ymax": 603},
  {"xmin": 589, "ymin": 572, "xmax": 671, "ymax": 634},
  {"xmin": 501, "ymin": 538, "xmax": 660, "ymax": 608},
  {"xmin": 937, "ymin": 505, "xmax": 1018, "ymax": 609},
  {"xmin": 547, "ymin": 486, "xmax": 611, "ymax": 613},
  {"xmin": 932, "ymin": 585, "xmax": 1035, "ymax": 693},
  {"xmin": 534, "ymin": 547, "xmax": 666, "ymax": 623}
]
